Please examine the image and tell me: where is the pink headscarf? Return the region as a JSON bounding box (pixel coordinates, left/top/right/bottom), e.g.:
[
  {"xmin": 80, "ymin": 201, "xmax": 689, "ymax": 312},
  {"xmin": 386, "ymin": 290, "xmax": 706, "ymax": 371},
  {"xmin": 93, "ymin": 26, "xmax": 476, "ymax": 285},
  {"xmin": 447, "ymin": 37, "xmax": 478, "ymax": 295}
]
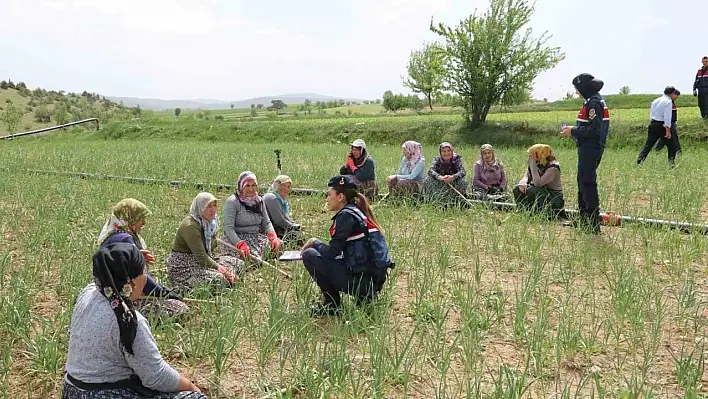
[
  {"xmin": 237, "ymin": 171, "xmax": 261, "ymax": 207},
  {"xmin": 402, "ymin": 140, "xmax": 423, "ymax": 170}
]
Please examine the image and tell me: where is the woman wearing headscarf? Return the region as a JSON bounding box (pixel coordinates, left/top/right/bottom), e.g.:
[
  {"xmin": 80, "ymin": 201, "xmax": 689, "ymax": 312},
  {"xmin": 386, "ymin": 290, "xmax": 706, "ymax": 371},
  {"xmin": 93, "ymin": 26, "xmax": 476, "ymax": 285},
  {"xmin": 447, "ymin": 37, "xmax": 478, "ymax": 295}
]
[
  {"xmin": 219, "ymin": 171, "xmax": 282, "ymax": 260},
  {"xmin": 385, "ymin": 140, "xmax": 425, "ymax": 197},
  {"xmin": 471, "ymin": 144, "xmax": 508, "ymax": 199},
  {"xmin": 339, "ymin": 138, "xmax": 378, "ymax": 199},
  {"xmin": 421, "ymin": 142, "xmax": 468, "ymax": 205},
  {"xmin": 263, "ymin": 175, "xmax": 305, "ymax": 247},
  {"xmin": 166, "ymin": 192, "xmax": 243, "ymax": 291},
  {"xmin": 97, "ymin": 199, "xmax": 188, "ymax": 321},
  {"xmin": 62, "ymin": 243, "xmax": 205, "ymax": 399},
  {"xmin": 513, "ymin": 144, "xmax": 565, "ymax": 217}
]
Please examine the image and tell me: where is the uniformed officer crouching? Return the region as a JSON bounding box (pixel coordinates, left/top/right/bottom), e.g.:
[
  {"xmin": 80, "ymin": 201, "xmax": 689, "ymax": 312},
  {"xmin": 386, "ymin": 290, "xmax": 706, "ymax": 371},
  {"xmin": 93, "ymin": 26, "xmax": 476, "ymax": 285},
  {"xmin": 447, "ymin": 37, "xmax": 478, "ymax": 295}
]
[{"xmin": 301, "ymin": 175, "xmax": 394, "ymax": 317}]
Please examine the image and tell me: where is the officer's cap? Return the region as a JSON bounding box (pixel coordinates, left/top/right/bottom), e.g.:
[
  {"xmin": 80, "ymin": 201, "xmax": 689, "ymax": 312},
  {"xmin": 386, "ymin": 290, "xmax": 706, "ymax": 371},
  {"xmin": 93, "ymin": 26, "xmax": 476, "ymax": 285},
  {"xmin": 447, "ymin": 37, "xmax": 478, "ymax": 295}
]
[{"xmin": 328, "ymin": 175, "xmax": 358, "ymax": 191}]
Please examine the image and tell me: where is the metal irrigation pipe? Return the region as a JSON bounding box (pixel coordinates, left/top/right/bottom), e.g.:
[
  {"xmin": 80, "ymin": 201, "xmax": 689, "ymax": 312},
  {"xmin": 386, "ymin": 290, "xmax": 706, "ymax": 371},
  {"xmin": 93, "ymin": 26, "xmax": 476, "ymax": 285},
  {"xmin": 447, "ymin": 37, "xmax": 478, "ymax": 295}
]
[
  {"xmin": 0, "ymin": 118, "xmax": 99, "ymax": 140},
  {"xmin": 4, "ymin": 167, "xmax": 708, "ymax": 235}
]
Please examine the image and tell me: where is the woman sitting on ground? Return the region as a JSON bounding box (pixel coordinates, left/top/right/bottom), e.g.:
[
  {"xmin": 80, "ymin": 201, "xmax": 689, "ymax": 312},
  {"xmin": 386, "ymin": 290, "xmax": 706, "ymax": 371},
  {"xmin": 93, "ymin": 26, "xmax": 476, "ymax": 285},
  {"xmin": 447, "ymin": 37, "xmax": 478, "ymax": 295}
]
[
  {"xmin": 166, "ymin": 192, "xmax": 242, "ymax": 291},
  {"xmin": 97, "ymin": 198, "xmax": 188, "ymax": 321},
  {"xmin": 219, "ymin": 171, "xmax": 282, "ymax": 260},
  {"xmin": 263, "ymin": 175, "xmax": 305, "ymax": 247},
  {"xmin": 422, "ymin": 142, "xmax": 468, "ymax": 205},
  {"xmin": 471, "ymin": 144, "xmax": 508, "ymax": 200},
  {"xmin": 301, "ymin": 175, "xmax": 393, "ymax": 317},
  {"xmin": 385, "ymin": 140, "xmax": 425, "ymax": 198},
  {"xmin": 339, "ymin": 139, "xmax": 378, "ymax": 199},
  {"xmin": 62, "ymin": 243, "xmax": 205, "ymax": 399},
  {"xmin": 513, "ymin": 144, "xmax": 565, "ymax": 217}
]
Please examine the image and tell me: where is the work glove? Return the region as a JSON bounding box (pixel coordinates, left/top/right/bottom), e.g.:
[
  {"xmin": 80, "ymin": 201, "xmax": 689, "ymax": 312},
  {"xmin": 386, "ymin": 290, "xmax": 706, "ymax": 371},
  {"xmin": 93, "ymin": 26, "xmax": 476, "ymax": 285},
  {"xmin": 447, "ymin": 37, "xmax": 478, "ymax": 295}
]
[
  {"xmin": 217, "ymin": 264, "xmax": 235, "ymax": 285},
  {"xmin": 236, "ymin": 240, "xmax": 251, "ymax": 259},
  {"xmin": 267, "ymin": 231, "xmax": 282, "ymax": 253}
]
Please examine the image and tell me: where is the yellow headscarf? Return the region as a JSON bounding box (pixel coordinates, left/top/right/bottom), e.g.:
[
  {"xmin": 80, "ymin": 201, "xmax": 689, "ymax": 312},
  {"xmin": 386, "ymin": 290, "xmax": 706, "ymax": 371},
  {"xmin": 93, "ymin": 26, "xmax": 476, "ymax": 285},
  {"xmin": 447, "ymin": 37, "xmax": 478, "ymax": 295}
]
[
  {"xmin": 527, "ymin": 144, "xmax": 553, "ymax": 167},
  {"xmin": 97, "ymin": 198, "xmax": 152, "ymax": 248}
]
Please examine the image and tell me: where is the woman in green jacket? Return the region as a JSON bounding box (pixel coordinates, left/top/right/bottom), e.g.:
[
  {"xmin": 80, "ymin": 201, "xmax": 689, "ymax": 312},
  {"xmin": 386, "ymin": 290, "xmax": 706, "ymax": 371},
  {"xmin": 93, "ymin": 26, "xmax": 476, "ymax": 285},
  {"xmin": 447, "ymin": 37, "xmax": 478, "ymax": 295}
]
[{"xmin": 166, "ymin": 192, "xmax": 243, "ymax": 292}]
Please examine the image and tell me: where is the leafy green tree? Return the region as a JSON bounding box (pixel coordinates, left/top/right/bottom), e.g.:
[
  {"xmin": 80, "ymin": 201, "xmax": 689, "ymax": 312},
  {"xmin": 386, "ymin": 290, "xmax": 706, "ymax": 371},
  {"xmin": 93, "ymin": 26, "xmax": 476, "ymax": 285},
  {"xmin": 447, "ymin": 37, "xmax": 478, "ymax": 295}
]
[
  {"xmin": 54, "ymin": 104, "xmax": 69, "ymax": 125},
  {"xmin": 304, "ymin": 99, "xmax": 312, "ymax": 115},
  {"xmin": 404, "ymin": 42, "xmax": 445, "ymax": 110},
  {"xmin": 230, "ymin": 104, "xmax": 234, "ymax": 109},
  {"xmin": 1, "ymin": 102, "xmax": 24, "ymax": 133},
  {"xmin": 174, "ymin": 108, "xmax": 182, "ymax": 117},
  {"xmin": 619, "ymin": 86, "xmax": 631, "ymax": 95},
  {"xmin": 34, "ymin": 106, "xmax": 52, "ymax": 123},
  {"xmin": 500, "ymin": 86, "xmax": 532, "ymax": 107},
  {"xmin": 431, "ymin": 0, "xmax": 564, "ymax": 126},
  {"xmin": 0, "ymin": 81, "xmax": 7, "ymax": 90}
]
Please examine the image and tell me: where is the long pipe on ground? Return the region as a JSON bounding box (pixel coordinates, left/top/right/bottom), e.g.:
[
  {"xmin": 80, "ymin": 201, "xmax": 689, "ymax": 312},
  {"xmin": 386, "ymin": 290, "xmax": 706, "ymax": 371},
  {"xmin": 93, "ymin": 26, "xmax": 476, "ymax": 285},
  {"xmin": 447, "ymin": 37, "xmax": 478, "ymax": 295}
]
[
  {"xmin": 3, "ymin": 167, "xmax": 707, "ymax": 235},
  {"xmin": 0, "ymin": 118, "xmax": 100, "ymax": 140}
]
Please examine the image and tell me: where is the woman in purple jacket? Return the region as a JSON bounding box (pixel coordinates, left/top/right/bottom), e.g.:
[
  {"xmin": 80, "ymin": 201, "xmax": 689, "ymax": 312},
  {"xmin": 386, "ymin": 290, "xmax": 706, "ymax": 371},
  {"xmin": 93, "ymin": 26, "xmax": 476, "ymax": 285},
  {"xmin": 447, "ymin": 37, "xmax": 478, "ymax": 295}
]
[
  {"xmin": 97, "ymin": 199, "xmax": 189, "ymax": 321},
  {"xmin": 471, "ymin": 144, "xmax": 508, "ymax": 199}
]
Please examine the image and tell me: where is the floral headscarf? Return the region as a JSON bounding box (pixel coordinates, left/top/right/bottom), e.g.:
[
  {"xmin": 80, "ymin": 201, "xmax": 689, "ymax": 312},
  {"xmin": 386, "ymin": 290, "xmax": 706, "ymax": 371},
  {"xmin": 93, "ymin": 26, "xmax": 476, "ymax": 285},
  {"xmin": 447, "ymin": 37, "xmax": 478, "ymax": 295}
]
[
  {"xmin": 189, "ymin": 192, "xmax": 219, "ymax": 256},
  {"xmin": 97, "ymin": 198, "xmax": 151, "ymax": 249},
  {"xmin": 439, "ymin": 142, "xmax": 458, "ymax": 163},
  {"xmin": 527, "ymin": 144, "xmax": 554, "ymax": 167},
  {"xmin": 402, "ymin": 140, "xmax": 423, "ymax": 170},
  {"xmin": 270, "ymin": 175, "xmax": 292, "ymax": 215},
  {"xmin": 92, "ymin": 243, "xmax": 145, "ymax": 355},
  {"xmin": 479, "ymin": 144, "xmax": 503, "ymax": 170},
  {"xmin": 237, "ymin": 171, "xmax": 262, "ymax": 208}
]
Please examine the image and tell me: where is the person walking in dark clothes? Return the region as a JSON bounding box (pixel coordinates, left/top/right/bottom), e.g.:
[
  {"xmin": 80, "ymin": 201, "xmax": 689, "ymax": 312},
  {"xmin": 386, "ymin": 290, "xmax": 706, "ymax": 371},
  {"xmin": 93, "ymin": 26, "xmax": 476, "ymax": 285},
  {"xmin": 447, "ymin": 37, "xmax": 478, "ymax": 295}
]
[
  {"xmin": 654, "ymin": 90, "xmax": 682, "ymax": 154},
  {"xmin": 638, "ymin": 86, "xmax": 680, "ymax": 167},
  {"xmin": 694, "ymin": 56, "xmax": 708, "ymax": 119},
  {"xmin": 560, "ymin": 73, "xmax": 609, "ymax": 235}
]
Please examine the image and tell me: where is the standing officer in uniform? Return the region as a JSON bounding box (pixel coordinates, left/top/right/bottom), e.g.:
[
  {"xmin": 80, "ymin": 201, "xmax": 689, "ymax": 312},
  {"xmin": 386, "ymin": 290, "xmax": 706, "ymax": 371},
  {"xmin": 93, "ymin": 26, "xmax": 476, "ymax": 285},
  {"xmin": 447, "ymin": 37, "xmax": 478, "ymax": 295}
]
[
  {"xmin": 637, "ymin": 86, "xmax": 680, "ymax": 167},
  {"xmin": 561, "ymin": 73, "xmax": 609, "ymax": 235},
  {"xmin": 300, "ymin": 175, "xmax": 390, "ymax": 317},
  {"xmin": 654, "ymin": 89, "xmax": 681, "ymax": 154},
  {"xmin": 694, "ymin": 56, "xmax": 708, "ymax": 119}
]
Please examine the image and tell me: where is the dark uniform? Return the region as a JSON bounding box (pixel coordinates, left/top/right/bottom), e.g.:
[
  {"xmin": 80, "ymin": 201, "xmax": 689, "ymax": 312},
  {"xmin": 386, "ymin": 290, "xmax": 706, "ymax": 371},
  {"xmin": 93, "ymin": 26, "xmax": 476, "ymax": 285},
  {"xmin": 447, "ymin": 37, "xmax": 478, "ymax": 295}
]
[
  {"xmin": 654, "ymin": 95, "xmax": 681, "ymax": 153},
  {"xmin": 694, "ymin": 63, "xmax": 708, "ymax": 119},
  {"xmin": 570, "ymin": 73, "xmax": 609, "ymax": 234},
  {"xmin": 301, "ymin": 176, "xmax": 385, "ymax": 316}
]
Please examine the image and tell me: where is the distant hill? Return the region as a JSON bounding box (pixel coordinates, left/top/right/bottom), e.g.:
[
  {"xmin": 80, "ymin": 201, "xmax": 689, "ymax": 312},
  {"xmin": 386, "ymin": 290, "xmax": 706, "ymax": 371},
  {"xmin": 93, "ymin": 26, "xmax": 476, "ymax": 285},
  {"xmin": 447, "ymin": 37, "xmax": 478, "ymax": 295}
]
[{"xmin": 107, "ymin": 93, "xmax": 367, "ymax": 111}]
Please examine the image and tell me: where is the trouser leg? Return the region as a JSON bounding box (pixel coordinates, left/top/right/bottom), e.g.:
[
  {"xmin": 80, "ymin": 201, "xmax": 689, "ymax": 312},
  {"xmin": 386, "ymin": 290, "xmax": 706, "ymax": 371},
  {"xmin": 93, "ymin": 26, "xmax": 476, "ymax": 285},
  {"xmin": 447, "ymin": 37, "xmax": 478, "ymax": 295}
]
[
  {"xmin": 638, "ymin": 123, "xmax": 663, "ymax": 164},
  {"xmin": 577, "ymin": 146, "xmax": 603, "ymax": 233},
  {"xmin": 699, "ymin": 92, "xmax": 708, "ymax": 119},
  {"xmin": 302, "ymin": 248, "xmax": 343, "ymax": 306}
]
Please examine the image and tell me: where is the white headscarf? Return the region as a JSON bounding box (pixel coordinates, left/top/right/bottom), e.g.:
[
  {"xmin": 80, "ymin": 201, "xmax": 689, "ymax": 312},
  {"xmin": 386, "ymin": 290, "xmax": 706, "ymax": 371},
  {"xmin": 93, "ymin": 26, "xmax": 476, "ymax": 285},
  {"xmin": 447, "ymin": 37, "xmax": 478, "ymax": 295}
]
[{"xmin": 189, "ymin": 192, "xmax": 219, "ymax": 256}]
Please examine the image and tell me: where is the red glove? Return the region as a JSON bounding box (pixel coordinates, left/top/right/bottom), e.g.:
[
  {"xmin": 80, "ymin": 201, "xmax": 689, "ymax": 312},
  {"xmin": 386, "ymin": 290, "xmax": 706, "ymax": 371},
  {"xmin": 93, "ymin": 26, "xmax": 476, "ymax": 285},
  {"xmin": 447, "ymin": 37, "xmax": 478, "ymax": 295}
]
[
  {"xmin": 217, "ymin": 264, "xmax": 235, "ymax": 285},
  {"xmin": 267, "ymin": 231, "xmax": 282, "ymax": 253},
  {"xmin": 236, "ymin": 240, "xmax": 251, "ymax": 259},
  {"xmin": 345, "ymin": 157, "xmax": 357, "ymax": 172}
]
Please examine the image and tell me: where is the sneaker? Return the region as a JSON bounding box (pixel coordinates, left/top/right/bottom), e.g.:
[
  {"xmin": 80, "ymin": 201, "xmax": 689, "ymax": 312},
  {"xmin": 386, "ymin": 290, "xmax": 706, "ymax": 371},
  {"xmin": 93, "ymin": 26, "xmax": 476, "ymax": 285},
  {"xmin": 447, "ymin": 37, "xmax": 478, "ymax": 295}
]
[{"xmin": 310, "ymin": 302, "xmax": 341, "ymax": 318}]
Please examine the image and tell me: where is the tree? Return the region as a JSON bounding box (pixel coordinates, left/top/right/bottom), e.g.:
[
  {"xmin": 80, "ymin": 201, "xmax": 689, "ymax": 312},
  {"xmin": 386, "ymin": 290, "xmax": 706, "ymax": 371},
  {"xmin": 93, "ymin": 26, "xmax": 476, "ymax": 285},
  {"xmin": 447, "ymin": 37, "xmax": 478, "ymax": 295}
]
[
  {"xmin": 256, "ymin": 104, "xmax": 264, "ymax": 109},
  {"xmin": 230, "ymin": 104, "xmax": 234, "ymax": 109},
  {"xmin": 174, "ymin": 107, "xmax": 182, "ymax": 117},
  {"xmin": 267, "ymin": 99, "xmax": 287, "ymax": 114},
  {"xmin": 1, "ymin": 102, "xmax": 24, "ymax": 133},
  {"xmin": 250, "ymin": 104, "xmax": 255, "ymax": 109},
  {"xmin": 34, "ymin": 106, "xmax": 51, "ymax": 123},
  {"xmin": 7, "ymin": 80, "xmax": 15, "ymax": 89},
  {"xmin": 619, "ymin": 86, "xmax": 631, "ymax": 95},
  {"xmin": 431, "ymin": 0, "xmax": 564, "ymax": 126},
  {"xmin": 250, "ymin": 108, "xmax": 257, "ymax": 117},
  {"xmin": 0, "ymin": 81, "xmax": 7, "ymax": 90},
  {"xmin": 403, "ymin": 42, "xmax": 446, "ymax": 110},
  {"xmin": 54, "ymin": 104, "xmax": 69, "ymax": 125},
  {"xmin": 374, "ymin": 99, "xmax": 381, "ymax": 104},
  {"xmin": 500, "ymin": 86, "xmax": 532, "ymax": 106},
  {"xmin": 563, "ymin": 91, "xmax": 575, "ymax": 101},
  {"xmin": 304, "ymin": 99, "xmax": 312, "ymax": 115},
  {"xmin": 382, "ymin": 90, "xmax": 408, "ymax": 112}
]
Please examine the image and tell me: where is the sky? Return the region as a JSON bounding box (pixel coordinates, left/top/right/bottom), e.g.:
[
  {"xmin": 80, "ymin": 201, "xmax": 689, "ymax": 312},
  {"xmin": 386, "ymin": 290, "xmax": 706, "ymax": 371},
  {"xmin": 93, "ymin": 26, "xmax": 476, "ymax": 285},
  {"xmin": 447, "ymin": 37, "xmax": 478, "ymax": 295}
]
[{"xmin": 0, "ymin": 0, "xmax": 701, "ymax": 102}]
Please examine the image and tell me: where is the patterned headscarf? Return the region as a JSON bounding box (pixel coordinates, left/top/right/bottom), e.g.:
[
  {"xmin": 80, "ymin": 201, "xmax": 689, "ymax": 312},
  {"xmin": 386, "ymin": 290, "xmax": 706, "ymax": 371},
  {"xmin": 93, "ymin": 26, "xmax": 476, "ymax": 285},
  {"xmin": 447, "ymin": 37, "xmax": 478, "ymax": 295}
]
[
  {"xmin": 270, "ymin": 175, "xmax": 292, "ymax": 215},
  {"xmin": 237, "ymin": 171, "xmax": 262, "ymax": 207},
  {"xmin": 479, "ymin": 144, "xmax": 503, "ymax": 170},
  {"xmin": 189, "ymin": 192, "xmax": 219, "ymax": 256},
  {"xmin": 402, "ymin": 140, "xmax": 423, "ymax": 170},
  {"xmin": 527, "ymin": 144, "xmax": 554, "ymax": 167},
  {"xmin": 92, "ymin": 243, "xmax": 145, "ymax": 355},
  {"xmin": 439, "ymin": 142, "xmax": 457, "ymax": 163},
  {"xmin": 97, "ymin": 198, "xmax": 151, "ymax": 249}
]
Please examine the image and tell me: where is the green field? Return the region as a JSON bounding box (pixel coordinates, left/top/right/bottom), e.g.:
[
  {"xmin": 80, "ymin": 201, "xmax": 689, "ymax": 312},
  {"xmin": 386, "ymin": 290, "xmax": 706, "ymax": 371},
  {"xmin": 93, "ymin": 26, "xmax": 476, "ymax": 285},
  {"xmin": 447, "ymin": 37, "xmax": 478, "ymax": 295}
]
[{"xmin": 2, "ymin": 137, "xmax": 708, "ymax": 397}]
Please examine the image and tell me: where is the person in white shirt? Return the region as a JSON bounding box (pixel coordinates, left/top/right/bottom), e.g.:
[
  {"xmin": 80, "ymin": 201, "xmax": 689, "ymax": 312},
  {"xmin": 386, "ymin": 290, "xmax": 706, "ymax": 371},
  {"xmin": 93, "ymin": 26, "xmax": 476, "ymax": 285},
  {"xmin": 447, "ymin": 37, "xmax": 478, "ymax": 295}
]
[{"xmin": 637, "ymin": 86, "xmax": 680, "ymax": 167}]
